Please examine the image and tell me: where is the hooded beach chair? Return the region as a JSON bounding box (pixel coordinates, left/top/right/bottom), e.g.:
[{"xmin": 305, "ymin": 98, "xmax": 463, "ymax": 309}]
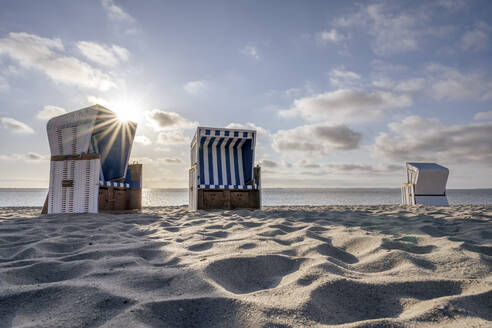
[
  {"xmin": 42, "ymin": 104, "xmax": 142, "ymax": 214},
  {"xmin": 401, "ymin": 162, "xmax": 449, "ymax": 206},
  {"xmin": 189, "ymin": 127, "xmax": 261, "ymax": 210}
]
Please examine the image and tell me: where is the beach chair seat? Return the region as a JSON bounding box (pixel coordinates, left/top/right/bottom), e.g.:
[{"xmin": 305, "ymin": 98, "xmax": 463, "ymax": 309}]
[{"xmin": 189, "ymin": 127, "xmax": 261, "ymax": 210}]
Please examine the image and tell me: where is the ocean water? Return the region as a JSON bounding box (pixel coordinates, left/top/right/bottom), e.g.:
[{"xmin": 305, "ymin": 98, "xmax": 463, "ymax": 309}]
[{"xmin": 0, "ymin": 188, "xmax": 491, "ymax": 207}]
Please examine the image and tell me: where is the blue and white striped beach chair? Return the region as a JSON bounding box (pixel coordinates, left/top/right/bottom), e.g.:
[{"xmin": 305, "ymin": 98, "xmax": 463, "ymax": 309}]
[{"xmin": 189, "ymin": 127, "xmax": 261, "ymax": 210}]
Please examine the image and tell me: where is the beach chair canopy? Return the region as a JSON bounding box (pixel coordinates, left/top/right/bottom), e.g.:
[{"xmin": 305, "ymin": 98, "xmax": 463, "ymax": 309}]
[
  {"xmin": 191, "ymin": 127, "xmax": 256, "ymax": 189},
  {"xmin": 406, "ymin": 162, "xmax": 449, "ymax": 196},
  {"xmin": 47, "ymin": 104, "xmax": 137, "ymax": 182}
]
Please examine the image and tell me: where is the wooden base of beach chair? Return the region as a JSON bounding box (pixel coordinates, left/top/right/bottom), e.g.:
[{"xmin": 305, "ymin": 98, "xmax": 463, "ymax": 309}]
[
  {"xmin": 197, "ymin": 189, "xmax": 260, "ymax": 210},
  {"xmin": 98, "ymin": 186, "xmax": 142, "ymax": 212}
]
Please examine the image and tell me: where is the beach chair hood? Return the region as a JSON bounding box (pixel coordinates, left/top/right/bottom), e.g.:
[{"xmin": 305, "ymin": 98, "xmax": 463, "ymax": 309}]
[{"xmin": 47, "ymin": 104, "xmax": 137, "ymax": 181}]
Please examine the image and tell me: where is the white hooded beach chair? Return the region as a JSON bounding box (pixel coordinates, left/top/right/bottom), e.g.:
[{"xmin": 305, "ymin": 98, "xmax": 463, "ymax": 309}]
[
  {"xmin": 401, "ymin": 162, "xmax": 449, "ymax": 206},
  {"xmin": 43, "ymin": 104, "xmax": 142, "ymax": 214},
  {"xmin": 189, "ymin": 127, "xmax": 261, "ymax": 210}
]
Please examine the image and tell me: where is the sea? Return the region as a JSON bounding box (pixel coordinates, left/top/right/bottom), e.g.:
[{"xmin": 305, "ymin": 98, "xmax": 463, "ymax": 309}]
[{"xmin": 0, "ymin": 188, "xmax": 491, "ymax": 207}]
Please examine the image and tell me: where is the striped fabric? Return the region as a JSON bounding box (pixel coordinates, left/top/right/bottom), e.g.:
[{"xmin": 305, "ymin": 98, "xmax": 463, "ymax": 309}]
[
  {"xmin": 100, "ymin": 181, "xmax": 130, "ymax": 188},
  {"xmin": 198, "ymin": 136, "xmax": 253, "ymax": 187},
  {"xmin": 199, "ymin": 184, "xmax": 254, "ymax": 190}
]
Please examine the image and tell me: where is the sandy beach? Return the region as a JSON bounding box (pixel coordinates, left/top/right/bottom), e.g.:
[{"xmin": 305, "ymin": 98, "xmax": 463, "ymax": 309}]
[{"xmin": 0, "ymin": 205, "xmax": 491, "ymax": 327}]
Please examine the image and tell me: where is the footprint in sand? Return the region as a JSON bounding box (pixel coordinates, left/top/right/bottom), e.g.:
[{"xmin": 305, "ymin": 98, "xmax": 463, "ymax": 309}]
[
  {"xmin": 302, "ymin": 279, "xmax": 463, "ymax": 325},
  {"xmin": 187, "ymin": 242, "xmax": 213, "ymax": 252},
  {"xmin": 205, "ymin": 255, "xmax": 302, "ymax": 294}
]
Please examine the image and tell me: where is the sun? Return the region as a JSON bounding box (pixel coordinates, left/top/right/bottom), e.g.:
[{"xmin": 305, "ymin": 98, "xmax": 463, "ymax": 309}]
[{"xmin": 106, "ymin": 96, "xmax": 145, "ymax": 123}]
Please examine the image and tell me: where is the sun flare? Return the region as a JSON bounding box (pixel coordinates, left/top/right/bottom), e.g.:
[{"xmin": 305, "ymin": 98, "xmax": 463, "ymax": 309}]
[{"xmin": 102, "ymin": 95, "xmax": 145, "ymax": 123}]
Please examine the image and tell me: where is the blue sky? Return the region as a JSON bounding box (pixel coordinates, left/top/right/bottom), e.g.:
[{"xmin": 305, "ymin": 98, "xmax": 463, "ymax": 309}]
[{"xmin": 0, "ymin": 0, "xmax": 491, "ymax": 188}]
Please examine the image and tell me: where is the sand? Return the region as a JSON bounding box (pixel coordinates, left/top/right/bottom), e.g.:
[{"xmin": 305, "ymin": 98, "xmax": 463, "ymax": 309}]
[{"xmin": 0, "ymin": 205, "xmax": 491, "ymax": 327}]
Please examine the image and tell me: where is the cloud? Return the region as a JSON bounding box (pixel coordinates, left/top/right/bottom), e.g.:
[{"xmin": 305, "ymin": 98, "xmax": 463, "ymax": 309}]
[
  {"xmin": 101, "ymin": 0, "xmax": 135, "ymax": 22},
  {"xmin": 257, "ymin": 159, "xmax": 278, "ymax": 168},
  {"xmin": 76, "ymin": 41, "xmax": 129, "ymax": 66},
  {"xmin": 334, "ymin": 3, "xmax": 423, "ymax": 55},
  {"xmin": 317, "ymin": 29, "xmax": 345, "ymax": 43},
  {"xmin": 225, "ymin": 122, "xmax": 271, "ymax": 139},
  {"xmin": 279, "ymin": 89, "xmax": 411, "ymax": 123},
  {"xmin": 134, "ymin": 135, "xmax": 152, "ymax": 145},
  {"xmin": 329, "ymin": 68, "xmax": 361, "ymax": 87},
  {"xmin": 426, "ymin": 64, "xmax": 489, "ymax": 100},
  {"xmin": 0, "ymin": 32, "xmax": 115, "ymax": 91},
  {"xmin": 460, "ymin": 22, "xmax": 489, "ymax": 52},
  {"xmin": 373, "ymin": 65, "xmax": 492, "ymax": 100},
  {"xmin": 474, "ymin": 111, "xmax": 492, "ymax": 121},
  {"xmin": 325, "ymin": 163, "xmax": 402, "ymax": 174},
  {"xmin": 373, "ymin": 115, "xmax": 492, "ymax": 165},
  {"xmin": 183, "ymin": 80, "xmax": 207, "ymax": 94},
  {"xmin": 241, "ymin": 45, "xmax": 260, "ymax": 60},
  {"xmin": 157, "ymin": 131, "xmax": 188, "ymax": 145},
  {"xmin": 0, "ymin": 152, "xmax": 45, "ymax": 161},
  {"xmin": 159, "ymin": 157, "xmax": 183, "ymax": 164},
  {"xmin": 0, "ymin": 117, "xmax": 34, "ymax": 133},
  {"xmin": 36, "ymin": 105, "xmax": 67, "ymax": 120},
  {"xmin": 146, "ymin": 109, "xmax": 198, "ymax": 131},
  {"xmin": 272, "ymin": 123, "xmax": 362, "ymax": 155},
  {"xmin": 295, "ymin": 159, "xmax": 321, "ymax": 169}
]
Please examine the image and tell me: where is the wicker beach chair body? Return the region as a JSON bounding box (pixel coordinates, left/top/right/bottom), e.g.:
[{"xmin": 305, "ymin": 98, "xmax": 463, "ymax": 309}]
[
  {"xmin": 44, "ymin": 104, "xmax": 141, "ymax": 214},
  {"xmin": 401, "ymin": 162, "xmax": 449, "ymax": 206}
]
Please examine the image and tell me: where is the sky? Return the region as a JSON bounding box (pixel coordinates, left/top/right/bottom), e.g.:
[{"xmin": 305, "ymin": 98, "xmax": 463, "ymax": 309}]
[{"xmin": 0, "ymin": 0, "xmax": 491, "ymax": 188}]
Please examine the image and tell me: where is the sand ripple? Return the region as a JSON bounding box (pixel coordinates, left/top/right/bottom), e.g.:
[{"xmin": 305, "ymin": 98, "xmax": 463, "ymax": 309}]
[{"xmin": 0, "ymin": 205, "xmax": 491, "ymax": 327}]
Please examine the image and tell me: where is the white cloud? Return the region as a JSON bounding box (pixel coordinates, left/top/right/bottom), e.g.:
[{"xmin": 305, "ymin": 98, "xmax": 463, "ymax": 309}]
[
  {"xmin": 0, "ymin": 117, "xmax": 34, "ymax": 133},
  {"xmin": 225, "ymin": 122, "xmax": 271, "ymax": 139},
  {"xmin": 0, "ymin": 152, "xmax": 46, "ymax": 161},
  {"xmin": 329, "ymin": 68, "xmax": 361, "ymax": 87},
  {"xmin": 325, "ymin": 163, "xmax": 402, "ymax": 174},
  {"xmin": 426, "ymin": 64, "xmax": 488, "ymax": 100},
  {"xmin": 279, "ymin": 89, "xmax": 411, "ymax": 123},
  {"xmin": 272, "ymin": 123, "xmax": 362, "ymax": 155},
  {"xmin": 157, "ymin": 130, "xmax": 189, "ymax": 145},
  {"xmin": 460, "ymin": 22, "xmax": 489, "ymax": 52},
  {"xmin": 134, "ymin": 135, "xmax": 152, "ymax": 145},
  {"xmin": 183, "ymin": 80, "xmax": 207, "ymax": 94},
  {"xmin": 373, "ymin": 65, "xmax": 492, "ymax": 101},
  {"xmin": 474, "ymin": 111, "xmax": 492, "ymax": 121},
  {"xmin": 145, "ymin": 109, "xmax": 198, "ymax": 131},
  {"xmin": 334, "ymin": 3, "xmax": 424, "ymax": 55},
  {"xmin": 101, "ymin": 0, "xmax": 135, "ymax": 23},
  {"xmin": 36, "ymin": 105, "xmax": 67, "ymax": 120},
  {"xmin": 76, "ymin": 41, "xmax": 129, "ymax": 67},
  {"xmin": 241, "ymin": 45, "xmax": 260, "ymax": 60},
  {"xmin": 0, "ymin": 32, "xmax": 115, "ymax": 91},
  {"xmin": 317, "ymin": 29, "xmax": 345, "ymax": 43},
  {"xmin": 373, "ymin": 115, "xmax": 492, "ymax": 165}
]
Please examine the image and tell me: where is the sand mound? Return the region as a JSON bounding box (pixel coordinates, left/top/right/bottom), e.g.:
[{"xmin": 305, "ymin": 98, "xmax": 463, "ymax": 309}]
[{"xmin": 0, "ymin": 205, "xmax": 491, "ymax": 327}]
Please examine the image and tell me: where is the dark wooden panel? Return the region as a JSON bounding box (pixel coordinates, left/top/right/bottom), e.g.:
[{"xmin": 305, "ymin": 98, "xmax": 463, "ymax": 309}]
[
  {"xmin": 203, "ymin": 190, "xmax": 226, "ymax": 209},
  {"xmin": 197, "ymin": 189, "xmax": 261, "ymax": 210}
]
